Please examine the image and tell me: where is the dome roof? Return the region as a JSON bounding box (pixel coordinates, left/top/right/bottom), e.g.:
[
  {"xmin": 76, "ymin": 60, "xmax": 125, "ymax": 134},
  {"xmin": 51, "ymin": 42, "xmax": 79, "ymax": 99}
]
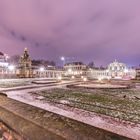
[
  {"xmin": 108, "ymin": 60, "xmax": 126, "ymax": 67},
  {"xmin": 107, "ymin": 60, "xmax": 127, "ymax": 72}
]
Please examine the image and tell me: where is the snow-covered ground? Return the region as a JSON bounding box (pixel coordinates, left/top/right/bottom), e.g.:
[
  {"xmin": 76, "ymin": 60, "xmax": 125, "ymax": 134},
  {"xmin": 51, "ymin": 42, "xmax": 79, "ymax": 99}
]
[
  {"xmin": 77, "ymin": 83, "xmax": 127, "ymax": 88},
  {"xmin": 3, "ymin": 83, "xmax": 140, "ymax": 140}
]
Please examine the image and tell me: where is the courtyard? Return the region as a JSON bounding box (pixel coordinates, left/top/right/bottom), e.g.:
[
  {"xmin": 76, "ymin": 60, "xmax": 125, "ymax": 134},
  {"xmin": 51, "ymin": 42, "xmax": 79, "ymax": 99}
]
[
  {"xmin": 30, "ymin": 87, "xmax": 140, "ymax": 123},
  {"xmin": 0, "ymin": 78, "xmax": 140, "ymax": 139},
  {"xmin": 1, "ymin": 78, "xmax": 140, "ymax": 124}
]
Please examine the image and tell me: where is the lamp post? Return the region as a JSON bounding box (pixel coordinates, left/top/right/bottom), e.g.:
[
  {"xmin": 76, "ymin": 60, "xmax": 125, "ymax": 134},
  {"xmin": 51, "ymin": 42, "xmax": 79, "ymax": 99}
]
[{"xmin": 61, "ymin": 56, "xmax": 65, "ymax": 67}]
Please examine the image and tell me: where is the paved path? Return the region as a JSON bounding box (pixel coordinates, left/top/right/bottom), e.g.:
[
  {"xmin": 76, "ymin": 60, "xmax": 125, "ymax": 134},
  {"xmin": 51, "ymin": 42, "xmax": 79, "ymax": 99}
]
[{"xmin": 0, "ymin": 80, "xmax": 78, "ymax": 92}]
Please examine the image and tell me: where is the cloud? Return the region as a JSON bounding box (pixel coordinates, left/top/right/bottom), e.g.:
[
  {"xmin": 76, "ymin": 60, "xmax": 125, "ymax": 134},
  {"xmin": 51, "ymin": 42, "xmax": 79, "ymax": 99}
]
[{"xmin": 0, "ymin": 0, "xmax": 140, "ymax": 65}]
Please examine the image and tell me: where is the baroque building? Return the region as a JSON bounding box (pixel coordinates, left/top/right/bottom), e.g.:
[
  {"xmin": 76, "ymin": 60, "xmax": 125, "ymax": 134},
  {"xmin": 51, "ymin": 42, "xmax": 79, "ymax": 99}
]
[
  {"xmin": 17, "ymin": 48, "xmax": 64, "ymax": 79},
  {"xmin": 87, "ymin": 60, "xmax": 136, "ymax": 80},
  {"xmin": 0, "ymin": 52, "xmax": 10, "ymax": 78},
  {"xmin": 0, "ymin": 48, "xmax": 136, "ymax": 80},
  {"xmin": 64, "ymin": 62, "xmax": 87, "ymax": 77},
  {"xmin": 18, "ymin": 48, "xmax": 34, "ymax": 78},
  {"xmin": 0, "ymin": 52, "xmax": 9, "ymax": 67}
]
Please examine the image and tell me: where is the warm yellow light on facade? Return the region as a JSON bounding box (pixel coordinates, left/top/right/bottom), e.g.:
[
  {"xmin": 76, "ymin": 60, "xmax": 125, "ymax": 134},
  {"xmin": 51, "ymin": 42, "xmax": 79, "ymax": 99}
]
[
  {"xmin": 71, "ymin": 76, "xmax": 75, "ymax": 79},
  {"xmin": 83, "ymin": 77, "xmax": 87, "ymax": 82},
  {"xmin": 39, "ymin": 67, "xmax": 45, "ymax": 72},
  {"xmin": 58, "ymin": 76, "xmax": 62, "ymax": 80}
]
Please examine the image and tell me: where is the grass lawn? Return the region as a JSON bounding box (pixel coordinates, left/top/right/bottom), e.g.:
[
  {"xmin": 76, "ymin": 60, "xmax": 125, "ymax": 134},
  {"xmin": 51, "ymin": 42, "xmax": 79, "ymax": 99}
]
[{"xmin": 35, "ymin": 88, "xmax": 140, "ymax": 123}]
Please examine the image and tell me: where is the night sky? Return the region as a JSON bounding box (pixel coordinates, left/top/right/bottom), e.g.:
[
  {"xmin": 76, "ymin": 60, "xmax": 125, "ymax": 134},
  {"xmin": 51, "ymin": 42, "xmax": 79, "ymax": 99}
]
[{"xmin": 0, "ymin": 0, "xmax": 140, "ymax": 66}]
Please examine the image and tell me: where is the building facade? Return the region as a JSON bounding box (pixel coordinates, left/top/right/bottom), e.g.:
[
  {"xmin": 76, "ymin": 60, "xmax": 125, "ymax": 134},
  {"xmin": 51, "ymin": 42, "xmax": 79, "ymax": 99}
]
[
  {"xmin": 136, "ymin": 68, "xmax": 140, "ymax": 80},
  {"xmin": 17, "ymin": 48, "xmax": 34, "ymax": 78},
  {"xmin": 87, "ymin": 60, "xmax": 136, "ymax": 80},
  {"xmin": 64, "ymin": 62, "xmax": 87, "ymax": 77},
  {"xmin": 0, "ymin": 52, "xmax": 11, "ymax": 78},
  {"xmin": 0, "ymin": 49, "xmax": 137, "ymax": 80},
  {"xmin": 17, "ymin": 48, "xmax": 64, "ymax": 79}
]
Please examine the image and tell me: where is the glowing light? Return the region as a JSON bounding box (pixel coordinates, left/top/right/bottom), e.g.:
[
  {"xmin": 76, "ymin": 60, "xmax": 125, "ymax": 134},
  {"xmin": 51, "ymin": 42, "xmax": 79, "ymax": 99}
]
[
  {"xmin": 8, "ymin": 65, "xmax": 15, "ymax": 71},
  {"xmin": 61, "ymin": 56, "xmax": 65, "ymax": 61},
  {"xmin": 81, "ymin": 76, "xmax": 84, "ymax": 79},
  {"xmin": 75, "ymin": 71, "xmax": 78, "ymax": 75},
  {"xmin": 83, "ymin": 77, "xmax": 87, "ymax": 82},
  {"xmin": 71, "ymin": 76, "xmax": 75, "ymax": 79},
  {"xmin": 124, "ymin": 69, "xmax": 129, "ymax": 73},
  {"xmin": 98, "ymin": 77, "xmax": 102, "ymax": 81},
  {"xmin": 58, "ymin": 76, "xmax": 62, "ymax": 80},
  {"xmin": 68, "ymin": 69, "xmax": 72, "ymax": 73},
  {"xmin": 39, "ymin": 67, "xmax": 45, "ymax": 72}
]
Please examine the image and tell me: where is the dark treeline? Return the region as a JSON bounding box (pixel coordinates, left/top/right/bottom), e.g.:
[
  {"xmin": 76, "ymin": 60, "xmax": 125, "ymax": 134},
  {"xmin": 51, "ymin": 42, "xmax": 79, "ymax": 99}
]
[
  {"xmin": 32, "ymin": 59, "xmax": 56, "ymax": 67},
  {"xmin": 8, "ymin": 55, "xmax": 56, "ymax": 67}
]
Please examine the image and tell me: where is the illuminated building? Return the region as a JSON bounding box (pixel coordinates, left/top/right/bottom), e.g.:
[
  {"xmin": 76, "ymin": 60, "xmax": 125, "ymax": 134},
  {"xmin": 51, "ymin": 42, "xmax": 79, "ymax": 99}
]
[
  {"xmin": 0, "ymin": 52, "xmax": 9, "ymax": 67},
  {"xmin": 18, "ymin": 48, "xmax": 34, "ymax": 78},
  {"xmin": 64, "ymin": 62, "xmax": 87, "ymax": 77},
  {"xmin": 87, "ymin": 60, "xmax": 136, "ymax": 80},
  {"xmin": 0, "ymin": 49, "xmax": 136, "ymax": 80}
]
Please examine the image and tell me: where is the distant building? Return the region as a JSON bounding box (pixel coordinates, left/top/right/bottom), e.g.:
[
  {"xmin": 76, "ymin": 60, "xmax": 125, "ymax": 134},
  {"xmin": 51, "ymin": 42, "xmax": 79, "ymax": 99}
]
[
  {"xmin": 17, "ymin": 48, "xmax": 64, "ymax": 79},
  {"xmin": 136, "ymin": 68, "xmax": 140, "ymax": 80},
  {"xmin": 18, "ymin": 48, "xmax": 34, "ymax": 78},
  {"xmin": 0, "ymin": 52, "xmax": 9, "ymax": 67},
  {"xmin": 87, "ymin": 60, "xmax": 136, "ymax": 80},
  {"xmin": 0, "ymin": 49, "xmax": 137, "ymax": 80},
  {"xmin": 64, "ymin": 62, "xmax": 87, "ymax": 77}
]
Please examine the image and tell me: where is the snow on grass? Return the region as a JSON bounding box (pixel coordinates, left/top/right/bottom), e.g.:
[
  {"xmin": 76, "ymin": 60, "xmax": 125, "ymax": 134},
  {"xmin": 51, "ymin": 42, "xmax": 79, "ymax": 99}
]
[{"xmin": 34, "ymin": 88, "xmax": 140, "ymax": 123}]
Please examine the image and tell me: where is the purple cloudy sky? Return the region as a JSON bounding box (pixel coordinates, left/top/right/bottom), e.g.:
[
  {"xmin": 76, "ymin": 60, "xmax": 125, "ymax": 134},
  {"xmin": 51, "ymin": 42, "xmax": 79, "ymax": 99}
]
[{"xmin": 0, "ymin": 0, "xmax": 140, "ymax": 66}]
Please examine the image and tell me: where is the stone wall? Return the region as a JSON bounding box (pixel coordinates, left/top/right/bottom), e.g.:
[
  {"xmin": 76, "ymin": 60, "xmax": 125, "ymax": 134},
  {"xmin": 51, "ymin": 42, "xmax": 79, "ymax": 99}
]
[
  {"xmin": 0, "ymin": 121, "xmax": 24, "ymax": 140},
  {"xmin": 0, "ymin": 95, "xmax": 133, "ymax": 140}
]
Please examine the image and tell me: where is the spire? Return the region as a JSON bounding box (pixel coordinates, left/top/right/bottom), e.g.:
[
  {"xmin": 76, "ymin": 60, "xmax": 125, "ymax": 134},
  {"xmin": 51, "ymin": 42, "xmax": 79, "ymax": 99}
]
[{"xmin": 23, "ymin": 47, "xmax": 29, "ymax": 59}]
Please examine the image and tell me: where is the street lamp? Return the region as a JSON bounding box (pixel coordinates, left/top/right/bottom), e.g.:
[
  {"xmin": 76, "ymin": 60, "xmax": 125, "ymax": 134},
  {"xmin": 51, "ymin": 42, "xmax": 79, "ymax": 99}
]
[
  {"xmin": 61, "ymin": 56, "xmax": 65, "ymax": 66},
  {"xmin": 61, "ymin": 56, "xmax": 65, "ymax": 61}
]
